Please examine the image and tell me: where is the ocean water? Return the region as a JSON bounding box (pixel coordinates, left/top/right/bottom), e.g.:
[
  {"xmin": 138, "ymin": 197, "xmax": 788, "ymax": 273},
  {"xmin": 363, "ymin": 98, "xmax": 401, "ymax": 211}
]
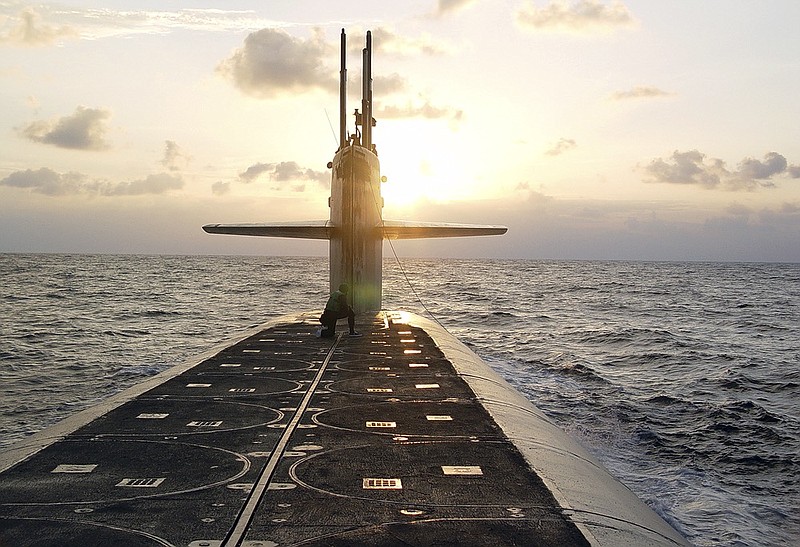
[{"xmin": 1, "ymin": 254, "xmax": 798, "ymax": 546}]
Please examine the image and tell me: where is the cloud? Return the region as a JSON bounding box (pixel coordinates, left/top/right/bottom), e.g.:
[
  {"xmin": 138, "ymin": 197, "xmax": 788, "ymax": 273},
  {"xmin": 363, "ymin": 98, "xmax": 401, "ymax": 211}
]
[
  {"xmin": 218, "ymin": 27, "xmax": 451, "ymax": 100},
  {"xmin": 736, "ymin": 152, "xmax": 786, "ymax": 181},
  {"xmin": 238, "ymin": 161, "xmax": 328, "ymax": 190},
  {"xmin": 643, "ymin": 150, "xmax": 799, "ymax": 191},
  {"xmin": 374, "ymin": 73, "xmax": 409, "ymax": 95},
  {"xmin": 239, "ymin": 163, "xmax": 273, "ymax": 183},
  {"xmin": 0, "ymin": 168, "xmax": 86, "ymax": 195},
  {"xmin": 703, "ymin": 202, "xmax": 800, "ymax": 235},
  {"xmin": 1, "ymin": 7, "xmax": 76, "ymax": 46},
  {"xmin": 211, "ymin": 181, "xmax": 231, "ymax": 196},
  {"xmin": 0, "ymin": 168, "xmax": 183, "ymax": 196},
  {"xmin": 517, "ymin": 0, "xmax": 636, "ymax": 33},
  {"xmin": 610, "ymin": 86, "xmax": 675, "ymax": 100},
  {"xmin": 17, "ymin": 106, "xmax": 111, "ymax": 150},
  {"xmin": 725, "ymin": 202, "xmax": 752, "ymax": 217},
  {"xmin": 644, "ymin": 150, "xmax": 725, "ymax": 188},
  {"xmin": 217, "ymin": 28, "xmax": 335, "ymax": 98},
  {"xmin": 781, "ymin": 202, "xmax": 800, "ymax": 214},
  {"xmin": 514, "ymin": 184, "xmax": 554, "ymax": 206},
  {"xmin": 101, "ymin": 173, "xmax": 184, "ymax": 196},
  {"xmin": 545, "ymin": 137, "xmax": 577, "ymax": 156},
  {"xmin": 368, "ymin": 28, "xmax": 449, "ymax": 56},
  {"xmin": 376, "ymin": 99, "xmax": 463, "ymax": 122},
  {"xmin": 0, "ymin": 5, "xmax": 289, "ymax": 43},
  {"xmin": 434, "ymin": 0, "xmax": 479, "ymax": 16},
  {"xmin": 160, "ymin": 140, "xmax": 191, "ymax": 171}
]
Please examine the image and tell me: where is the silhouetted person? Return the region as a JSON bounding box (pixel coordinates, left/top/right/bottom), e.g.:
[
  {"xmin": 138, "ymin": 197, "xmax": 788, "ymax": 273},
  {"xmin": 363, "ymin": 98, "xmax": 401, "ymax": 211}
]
[{"xmin": 319, "ymin": 283, "xmax": 360, "ymax": 337}]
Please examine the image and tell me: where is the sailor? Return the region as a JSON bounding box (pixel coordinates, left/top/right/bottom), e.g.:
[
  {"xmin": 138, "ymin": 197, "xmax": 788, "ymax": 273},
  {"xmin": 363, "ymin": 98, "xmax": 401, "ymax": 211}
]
[{"xmin": 319, "ymin": 283, "xmax": 360, "ymax": 337}]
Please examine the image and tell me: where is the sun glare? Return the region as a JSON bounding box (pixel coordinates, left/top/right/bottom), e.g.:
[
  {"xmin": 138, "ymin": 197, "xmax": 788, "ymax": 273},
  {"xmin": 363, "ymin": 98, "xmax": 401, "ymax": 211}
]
[{"xmin": 376, "ymin": 120, "xmax": 478, "ymax": 208}]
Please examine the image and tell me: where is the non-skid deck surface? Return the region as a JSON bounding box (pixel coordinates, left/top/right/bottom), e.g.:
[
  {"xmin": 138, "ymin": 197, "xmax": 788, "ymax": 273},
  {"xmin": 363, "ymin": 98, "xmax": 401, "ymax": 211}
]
[{"xmin": 0, "ymin": 313, "xmax": 587, "ymax": 546}]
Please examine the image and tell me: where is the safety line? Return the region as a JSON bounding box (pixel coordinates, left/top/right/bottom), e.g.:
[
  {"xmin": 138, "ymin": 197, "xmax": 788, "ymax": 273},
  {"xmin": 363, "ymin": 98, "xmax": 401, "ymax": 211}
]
[
  {"xmin": 223, "ymin": 332, "xmax": 343, "ymax": 546},
  {"xmin": 366, "ymin": 173, "xmax": 451, "ymax": 334}
]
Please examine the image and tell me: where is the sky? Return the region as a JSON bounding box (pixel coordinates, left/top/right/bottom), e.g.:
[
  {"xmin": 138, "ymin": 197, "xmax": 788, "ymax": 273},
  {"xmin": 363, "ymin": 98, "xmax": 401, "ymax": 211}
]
[{"xmin": 1, "ymin": 0, "xmax": 799, "ymax": 262}]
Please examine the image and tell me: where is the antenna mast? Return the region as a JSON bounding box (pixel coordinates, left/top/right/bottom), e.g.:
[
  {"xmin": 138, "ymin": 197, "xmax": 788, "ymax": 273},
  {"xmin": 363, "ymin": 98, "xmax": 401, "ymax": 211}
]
[
  {"xmin": 339, "ymin": 29, "xmax": 347, "ymax": 149},
  {"xmin": 361, "ymin": 31, "xmax": 372, "ymax": 150}
]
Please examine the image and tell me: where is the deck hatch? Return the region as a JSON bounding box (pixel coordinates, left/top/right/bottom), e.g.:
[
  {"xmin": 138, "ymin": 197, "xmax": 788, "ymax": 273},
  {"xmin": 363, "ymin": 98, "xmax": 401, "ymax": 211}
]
[
  {"xmin": 441, "ymin": 466, "xmax": 483, "ymax": 475},
  {"xmin": 363, "ymin": 478, "xmax": 402, "ymax": 489},
  {"xmin": 116, "ymin": 477, "xmax": 166, "ymax": 487},
  {"xmin": 52, "ymin": 464, "xmax": 97, "ymax": 474}
]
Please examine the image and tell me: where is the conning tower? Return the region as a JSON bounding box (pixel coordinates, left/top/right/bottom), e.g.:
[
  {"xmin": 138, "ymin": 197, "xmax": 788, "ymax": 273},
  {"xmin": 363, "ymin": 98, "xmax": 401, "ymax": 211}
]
[{"xmin": 204, "ymin": 30, "xmax": 507, "ymax": 312}]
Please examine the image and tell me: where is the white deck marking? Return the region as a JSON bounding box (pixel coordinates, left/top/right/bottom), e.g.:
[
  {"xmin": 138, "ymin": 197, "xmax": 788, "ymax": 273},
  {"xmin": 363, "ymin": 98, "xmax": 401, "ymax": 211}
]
[
  {"xmin": 116, "ymin": 477, "xmax": 166, "ymax": 487},
  {"xmin": 442, "ymin": 466, "xmax": 483, "ymax": 475},
  {"xmin": 363, "ymin": 478, "xmax": 402, "ymax": 489},
  {"xmin": 51, "ymin": 464, "xmax": 97, "ymax": 473}
]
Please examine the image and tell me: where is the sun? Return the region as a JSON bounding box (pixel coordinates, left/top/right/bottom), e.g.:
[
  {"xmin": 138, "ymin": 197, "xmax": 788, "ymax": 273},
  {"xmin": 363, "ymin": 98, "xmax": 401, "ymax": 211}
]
[{"xmin": 375, "ymin": 119, "xmax": 477, "ymax": 209}]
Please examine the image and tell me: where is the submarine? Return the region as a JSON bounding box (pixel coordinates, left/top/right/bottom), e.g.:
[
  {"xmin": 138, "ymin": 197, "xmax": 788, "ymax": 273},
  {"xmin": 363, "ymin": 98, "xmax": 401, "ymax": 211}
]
[{"xmin": 0, "ymin": 30, "xmax": 688, "ymax": 546}]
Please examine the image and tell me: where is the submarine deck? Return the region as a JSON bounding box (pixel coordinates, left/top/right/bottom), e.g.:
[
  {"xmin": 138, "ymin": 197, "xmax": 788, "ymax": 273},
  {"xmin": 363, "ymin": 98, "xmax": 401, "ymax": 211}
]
[{"xmin": 0, "ymin": 311, "xmax": 590, "ymax": 546}]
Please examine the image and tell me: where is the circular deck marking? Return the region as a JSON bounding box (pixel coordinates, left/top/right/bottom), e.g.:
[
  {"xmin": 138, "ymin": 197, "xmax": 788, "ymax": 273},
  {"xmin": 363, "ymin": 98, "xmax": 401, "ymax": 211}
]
[
  {"xmin": 312, "ymin": 401, "xmax": 496, "ymax": 437},
  {"xmin": 151, "ymin": 376, "xmax": 302, "ymax": 398},
  {"xmin": 227, "ymin": 483, "xmax": 254, "ymax": 491},
  {"xmin": 0, "ymin": 439, "xmax": 251, "ymax": 505},
  {"xmin": 77, "ymin": 400, "xmax": 281, "ymax": 437},
  {"xmin": 288, "ymin": 441, "xmax": 544, "ymax": 507},
  {"xmin": 326, "ymin": 377, "xmax": 471, "ymax": 398},
  {"xmin": 0, "ymin": 518, "xmax": 171, "ymax": 546}
]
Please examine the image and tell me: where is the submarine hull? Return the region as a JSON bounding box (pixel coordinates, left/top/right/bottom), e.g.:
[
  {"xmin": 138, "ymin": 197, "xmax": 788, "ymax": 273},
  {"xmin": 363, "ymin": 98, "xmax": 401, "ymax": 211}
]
[{"xmin": 0, "ymin": 311, "xmax": 686, "ymax": 546}]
